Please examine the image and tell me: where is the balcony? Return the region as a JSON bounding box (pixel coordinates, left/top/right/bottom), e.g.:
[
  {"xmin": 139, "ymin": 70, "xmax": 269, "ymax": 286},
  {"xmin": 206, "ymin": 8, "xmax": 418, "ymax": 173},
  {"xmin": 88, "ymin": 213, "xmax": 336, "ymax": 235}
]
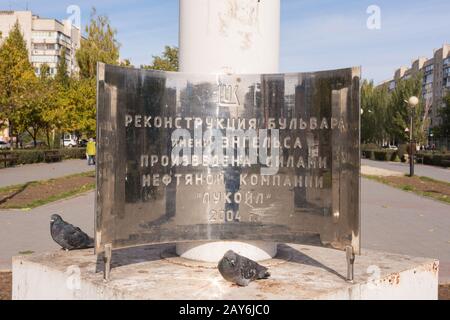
[{"xmin": 444, "ymin": 58, "xmax": 450, "ymax": 67}]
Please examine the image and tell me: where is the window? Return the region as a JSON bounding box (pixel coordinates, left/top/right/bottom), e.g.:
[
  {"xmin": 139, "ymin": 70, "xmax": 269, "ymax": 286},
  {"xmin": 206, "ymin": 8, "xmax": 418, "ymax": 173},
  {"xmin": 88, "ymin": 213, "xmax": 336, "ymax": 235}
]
[
  {"xmin": 424, "ymin": 73, "xmax": 434, "ymax": 84},
  {"xmin": 444, "ymin": 57, "xmax": 450, "ymax": 67},
  {"xmin": 444, "ymin": 67, "xmax": 450, "ymax": 76},
  {"xmin": 424, "ymin": 64, "xmax": 434, "ymax": 73},
  {"xmin": 32, "ymin": 31, "xmax": 57, "ymax": 39},
  {"xmin": 31, "ymin": 55, "xmax": 58, "ymax": 63},
  {"xmin": 33, "ymin": 43, "xmax": 57, "ymax": 50}
]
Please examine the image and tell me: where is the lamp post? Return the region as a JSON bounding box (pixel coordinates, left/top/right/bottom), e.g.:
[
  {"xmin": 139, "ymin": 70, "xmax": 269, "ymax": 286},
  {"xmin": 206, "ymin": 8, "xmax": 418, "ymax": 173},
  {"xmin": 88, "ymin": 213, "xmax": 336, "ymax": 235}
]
[{"xmin": 405, "ymin": 96, "xmax": 419, "ymax": 177}]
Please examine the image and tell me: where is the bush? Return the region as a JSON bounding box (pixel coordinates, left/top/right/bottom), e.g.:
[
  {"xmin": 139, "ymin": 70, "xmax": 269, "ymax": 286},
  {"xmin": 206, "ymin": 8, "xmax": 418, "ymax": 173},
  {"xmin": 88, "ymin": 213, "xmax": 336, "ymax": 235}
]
[
  {"xmin": 60, "ymin": 148, "xmax": 87, "ymax": 160},
  {"xmin": 397, "ymin": 144, "xmax": 408, "ymax": 162},
  {"xmin": 373, "ymin": 150, "xmax": 397, "ymax": 161},
  {"xmin": 0, "ymin": 148, "xmax": 86, "ymax": 167},
  {"xmin": 362, "ymin": 149, "xmax": 375, "ymax": 160},
  {"xmin": 361, "ymin": 143, "xmax": 379, "ymax": 150},
  {"xmin": 416, "ymin": 152, "xmax": 450, "ymax": 168}
]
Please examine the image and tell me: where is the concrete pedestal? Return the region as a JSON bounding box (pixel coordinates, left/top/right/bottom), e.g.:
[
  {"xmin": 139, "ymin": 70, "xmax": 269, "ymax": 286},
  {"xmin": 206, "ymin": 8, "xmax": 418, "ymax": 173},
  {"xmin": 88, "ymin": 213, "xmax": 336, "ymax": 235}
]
[{"xmin": 13, "ymin": 244, "xmax": 438, "ymax": 300}]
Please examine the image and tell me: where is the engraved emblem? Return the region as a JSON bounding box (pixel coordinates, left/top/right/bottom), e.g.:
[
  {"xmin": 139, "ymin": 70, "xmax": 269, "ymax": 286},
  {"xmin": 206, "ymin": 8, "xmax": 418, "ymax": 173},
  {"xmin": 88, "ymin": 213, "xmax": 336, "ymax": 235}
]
[{"xmin": 218, "ymin": 83, "xmax": 240, "ymax": 107}]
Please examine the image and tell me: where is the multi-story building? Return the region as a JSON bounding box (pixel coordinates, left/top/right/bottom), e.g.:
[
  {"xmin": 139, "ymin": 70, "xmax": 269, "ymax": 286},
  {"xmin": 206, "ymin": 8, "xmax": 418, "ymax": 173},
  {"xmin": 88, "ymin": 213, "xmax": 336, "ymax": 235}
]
[
  {"xmin": 381, "ymin": 44, "xmax": 450, "ymax": 131},
  {"xmin": 0, "ymin": 10, "xmax": 82, "ymax": 77},
  {"xmin": 0, "ymin": 10, "xmax": 83, "ymax": 143}
]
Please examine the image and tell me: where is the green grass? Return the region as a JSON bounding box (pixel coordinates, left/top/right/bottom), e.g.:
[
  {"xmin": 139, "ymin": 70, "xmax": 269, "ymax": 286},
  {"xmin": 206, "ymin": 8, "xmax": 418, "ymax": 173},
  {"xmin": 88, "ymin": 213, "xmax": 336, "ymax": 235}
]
[
  {"xmin": 0, "ymin": 170, "xmax": 94, "ymax": 193},
  {"xmin": 0, "ymin": 171, "xmax": 95, "ymax": 210},
  {"xmin": 400, "ymin": 185, "xmax": 413, "ymax": 191},
  {"xmin": 418, "ymin": 175, "xmax": 450, "ymax": 187},
  {"xmin": 18, "ymin": 250, "xmax": 35, "ymax": 255},
  {"xmin": 363, "ymin": 174, "xmax": 450, "ymax": 205},
  {"xmin": 7, "ymin": 183, "xmax": 96, "ymax": 210}
]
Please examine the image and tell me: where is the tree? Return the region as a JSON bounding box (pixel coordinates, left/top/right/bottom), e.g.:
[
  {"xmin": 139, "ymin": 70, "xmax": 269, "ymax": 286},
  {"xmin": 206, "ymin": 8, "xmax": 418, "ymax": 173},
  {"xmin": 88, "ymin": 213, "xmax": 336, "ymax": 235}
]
[
  {"xmin": 0, "ymin": 20, "xmax": 36, "ymax": 146},
  {"xmin": 388, "ymin": 73, "xmax": 426, "ymax": 144},
  {"xmin": 57, "ymin": 78, "xmax": 97, "ymax": 137},
  {"xmin": 40, "ymin": 63, "xmax": 50, "ymax": 79},
  {"xmin": 12, "ymin": 75, "xmax": 55, "ymax": 147},
  {"xmin": 119, "ymin": 59, "xmax": 133, "ymax": 67},
  {"xmin": 76, "ymin": 8, "xmax": 120, "ymax": 79},
  {"xmin": 55, "ymin": 47, "xmax": 69, "ymax": 87},
  {"xmin": 361, "ymin": 80, "xmax": 390, "ymax": 144},
  {"xmin": 142, "ymin": 46, "xmax": 178, "ymax": 71}
]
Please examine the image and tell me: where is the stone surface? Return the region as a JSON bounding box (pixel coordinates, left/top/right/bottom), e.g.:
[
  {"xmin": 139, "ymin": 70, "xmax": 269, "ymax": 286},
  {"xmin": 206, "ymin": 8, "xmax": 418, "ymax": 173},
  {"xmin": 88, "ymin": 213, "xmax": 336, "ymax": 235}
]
[{"xmin": 13, "ymin": 244, "xmax": 438, "ymax": 300}]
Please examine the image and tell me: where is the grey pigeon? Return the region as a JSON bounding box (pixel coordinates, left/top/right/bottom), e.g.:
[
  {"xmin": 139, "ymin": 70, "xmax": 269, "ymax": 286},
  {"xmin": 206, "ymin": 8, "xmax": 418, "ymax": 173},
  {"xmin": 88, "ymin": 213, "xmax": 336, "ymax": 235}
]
[
  {"xmin": 218, "ymin": 250, "xmax": 270, "ymax": 287},
  {"xmin": 50, "ymin": 214, "xmax": 94, "ymax": 250}
]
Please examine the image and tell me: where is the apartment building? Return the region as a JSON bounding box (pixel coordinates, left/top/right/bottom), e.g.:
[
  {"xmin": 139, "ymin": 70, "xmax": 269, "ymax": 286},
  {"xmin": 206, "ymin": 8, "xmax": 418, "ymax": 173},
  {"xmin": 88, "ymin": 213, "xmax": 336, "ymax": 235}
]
[
  {"xmin": 382, "ymin": 44, "xmax": 450, "ymax": 129},
  {"xmin": 0, "ymin": 10, "xmax": 82, "ymax": 76},
  {"xmin": 0, "ymin": 10, "xmax": 84, "ymax": 143}
]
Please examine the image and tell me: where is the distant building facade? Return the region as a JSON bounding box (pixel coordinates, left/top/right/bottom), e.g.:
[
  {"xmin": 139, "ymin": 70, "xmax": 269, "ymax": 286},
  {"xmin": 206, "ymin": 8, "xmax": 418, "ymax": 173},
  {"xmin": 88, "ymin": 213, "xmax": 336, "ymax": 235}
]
[
  {"xmin": 0, "ymin": 10, "xmax": 82, "ymax": 77},
  {"xmin": 381, "ymin": 44, "xmax": 450, "ymax": 132},
  {"xmin": 0, "ymin": 10, "xmax": 83, "ymax": 143}
]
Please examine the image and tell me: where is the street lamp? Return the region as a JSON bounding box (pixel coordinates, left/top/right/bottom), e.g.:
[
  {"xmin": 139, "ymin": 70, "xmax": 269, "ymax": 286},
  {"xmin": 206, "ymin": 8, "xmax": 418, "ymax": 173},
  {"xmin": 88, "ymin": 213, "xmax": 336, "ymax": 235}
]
[{"xmin": 405, "ymin": 96, "xmax": 419, "ymax": 177}]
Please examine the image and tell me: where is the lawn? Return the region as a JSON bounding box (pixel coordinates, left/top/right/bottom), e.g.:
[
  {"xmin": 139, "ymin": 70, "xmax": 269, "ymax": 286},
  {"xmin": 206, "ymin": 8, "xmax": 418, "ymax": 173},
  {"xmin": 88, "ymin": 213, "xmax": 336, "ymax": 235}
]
[
  {"xmin": 0, "ymin": 171, "xmax": 95, "ymax": 210},
  {"xmin": 363, "ymin": 174, "xmax": 450, "ymax": 205}
]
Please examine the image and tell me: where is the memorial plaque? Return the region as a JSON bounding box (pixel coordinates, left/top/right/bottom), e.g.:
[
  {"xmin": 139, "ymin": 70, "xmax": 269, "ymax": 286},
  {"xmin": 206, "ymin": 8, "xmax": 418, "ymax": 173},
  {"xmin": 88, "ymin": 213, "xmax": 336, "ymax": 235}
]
[{"xmin": 96, "ymin": 63, "xmax": 361, "ymax": 254}]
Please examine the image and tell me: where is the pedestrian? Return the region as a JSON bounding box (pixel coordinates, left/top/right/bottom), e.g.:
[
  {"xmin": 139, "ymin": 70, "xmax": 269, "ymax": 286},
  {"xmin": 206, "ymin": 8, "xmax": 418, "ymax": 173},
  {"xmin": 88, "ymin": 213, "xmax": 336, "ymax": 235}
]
[{"xmin": 86, "ymin": 138, "xmax": 96, "ymax": 166}]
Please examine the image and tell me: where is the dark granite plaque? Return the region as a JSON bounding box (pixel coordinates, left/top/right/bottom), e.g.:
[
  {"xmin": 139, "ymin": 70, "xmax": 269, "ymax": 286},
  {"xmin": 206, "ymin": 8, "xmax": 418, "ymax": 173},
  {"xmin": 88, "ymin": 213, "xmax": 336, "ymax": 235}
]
[{"xmin": 96, "ymin": 63, "xmax": 361, "ymax": 254}]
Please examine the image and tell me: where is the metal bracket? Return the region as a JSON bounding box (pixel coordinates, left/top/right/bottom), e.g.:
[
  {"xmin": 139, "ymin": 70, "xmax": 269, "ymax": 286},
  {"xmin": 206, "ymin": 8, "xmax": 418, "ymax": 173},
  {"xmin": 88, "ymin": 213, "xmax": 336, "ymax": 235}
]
[
  {"xmin": 345, "ymin": 245, "xmax": 355, "ymax": 283},
  {"xmin": 103, "ymin": 243, "xmax": 112, "ymax": 281}
]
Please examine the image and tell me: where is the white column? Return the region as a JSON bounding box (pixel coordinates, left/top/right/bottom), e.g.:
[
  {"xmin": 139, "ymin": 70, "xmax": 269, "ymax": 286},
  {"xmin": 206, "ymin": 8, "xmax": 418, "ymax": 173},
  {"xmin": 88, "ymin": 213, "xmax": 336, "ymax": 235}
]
[{"xmin": 177, "ymin": 0, "xmax": 281, "ymax": 262}]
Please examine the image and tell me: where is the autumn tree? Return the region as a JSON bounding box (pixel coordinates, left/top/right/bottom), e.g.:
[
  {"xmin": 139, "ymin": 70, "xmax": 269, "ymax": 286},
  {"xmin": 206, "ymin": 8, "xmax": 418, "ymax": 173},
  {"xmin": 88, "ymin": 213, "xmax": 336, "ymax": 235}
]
[
  {"xmin": 119, "ymin": 59, "xmax": 133, "ymax": 67},
  {"xmin": 361, "ymin": 80, "xmax": 390, "ymax": 144},
  {"xmin": 55, "ymin": 47, "xmax": 69, "ymax": 87},
  {"xmin": 0, "ymin": 21, "xmax": 36, "ymax": 147},
  {"xmin": 76, "ymin": 8, "xmax": 120, "ymax": 79},
  {"xmin": 13, "ymin": 71, "xmax": 58, "ymax": 147},
  {"xmin": 57, "ymin": 78, "xmax": 96, "ymax": 137},
  {"xmin": 142, "ymin": 46, "xmax": 178, "ymax": 71},
  {"xmin": 388, "ymin": 73, "xmax": 426, "ymax": 144}
]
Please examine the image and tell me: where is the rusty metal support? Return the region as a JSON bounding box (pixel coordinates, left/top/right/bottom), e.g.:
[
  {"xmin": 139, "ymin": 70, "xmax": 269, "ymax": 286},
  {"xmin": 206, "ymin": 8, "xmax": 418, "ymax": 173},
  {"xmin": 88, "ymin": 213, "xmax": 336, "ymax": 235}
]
[
  {"xmin": 346, "ymin": 245, "xmax": 355, "ymax": 283},
  {"xmin": 103, "ymin": 243, "xmax": 112, "ymax": 281}
]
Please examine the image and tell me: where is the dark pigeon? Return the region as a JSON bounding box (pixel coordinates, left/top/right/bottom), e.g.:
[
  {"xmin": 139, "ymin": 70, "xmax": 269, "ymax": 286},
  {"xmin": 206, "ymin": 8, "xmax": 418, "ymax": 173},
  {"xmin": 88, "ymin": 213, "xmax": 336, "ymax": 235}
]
[
  {"xmin": 50, "ymin": 214, "xmax": 94, "ymax": 250},
  {"xmin": 218, "ymin": 250, "xmax": 270, "ymax": 287}
]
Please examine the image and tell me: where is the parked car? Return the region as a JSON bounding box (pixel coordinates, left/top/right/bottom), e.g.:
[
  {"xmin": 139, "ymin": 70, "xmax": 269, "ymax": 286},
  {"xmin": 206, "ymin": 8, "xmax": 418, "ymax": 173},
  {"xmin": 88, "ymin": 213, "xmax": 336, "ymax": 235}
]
[
  {"xmin": 382, "ymin": 145, "xmax": 398, "ymax": 151},
  {"xmin": 62, "ymin": 134, "xmax": 78, "ymax": 148},
  {"xmin": 24, "ymin": 140, "xmax": 48, "ymax": 149},
  {"xmin": 78, "ymin": 139, "xmax": 88, "ymax": 147},
  {"xmin": 0, "ymin": 141, "xmax": 11, "ymax": 149}
]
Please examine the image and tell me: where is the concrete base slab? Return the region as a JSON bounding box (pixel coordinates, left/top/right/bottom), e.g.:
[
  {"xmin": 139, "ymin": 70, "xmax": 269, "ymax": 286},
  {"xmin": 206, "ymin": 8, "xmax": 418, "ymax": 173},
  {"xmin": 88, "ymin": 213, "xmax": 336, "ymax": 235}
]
[{"xmin": 12, "ymin": 244, "xmax": 439, "ymax": 300}]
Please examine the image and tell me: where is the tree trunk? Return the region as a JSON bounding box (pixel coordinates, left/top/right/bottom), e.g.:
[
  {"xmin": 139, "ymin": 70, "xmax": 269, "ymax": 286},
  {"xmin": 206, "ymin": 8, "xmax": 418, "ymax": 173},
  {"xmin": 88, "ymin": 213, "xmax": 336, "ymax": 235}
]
[{"xmin": 46, "ymin": 130, "xmax": 51, "ymax": 149}]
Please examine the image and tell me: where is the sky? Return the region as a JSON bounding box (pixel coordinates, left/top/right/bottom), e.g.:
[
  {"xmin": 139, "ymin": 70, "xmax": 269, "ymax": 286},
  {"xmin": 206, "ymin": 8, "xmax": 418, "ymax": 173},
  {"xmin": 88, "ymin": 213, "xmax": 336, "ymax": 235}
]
[{"xmin": 1, "ymin": 0, "xmax": 449, "ymax": 83}]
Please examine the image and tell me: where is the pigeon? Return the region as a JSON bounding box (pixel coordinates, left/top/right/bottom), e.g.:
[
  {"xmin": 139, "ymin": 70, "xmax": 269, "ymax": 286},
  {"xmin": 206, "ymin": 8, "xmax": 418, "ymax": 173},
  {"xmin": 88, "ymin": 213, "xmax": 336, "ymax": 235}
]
[
  {"xmin": 50, "ymin": 214, "xmax": 94, "ymax": 250},
  {"xmin": 218, "ymin": 250, "xmax": 270, "ymax": 287}
]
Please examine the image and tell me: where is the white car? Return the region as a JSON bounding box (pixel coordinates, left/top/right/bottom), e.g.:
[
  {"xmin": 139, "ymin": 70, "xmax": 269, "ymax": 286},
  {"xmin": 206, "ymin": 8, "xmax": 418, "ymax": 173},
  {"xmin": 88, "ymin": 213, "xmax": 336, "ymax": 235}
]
[
  {"xmin": 62, "ymin": 134, "xmax": 77, "ymax": 148},
  {"xmin": 0, "ymin": 141, "xmax": 11, "ymax": 149}
]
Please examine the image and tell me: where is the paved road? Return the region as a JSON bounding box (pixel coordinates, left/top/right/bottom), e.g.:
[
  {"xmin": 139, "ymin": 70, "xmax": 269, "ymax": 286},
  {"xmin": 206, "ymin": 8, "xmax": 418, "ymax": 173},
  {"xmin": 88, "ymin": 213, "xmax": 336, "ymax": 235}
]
[
  {"xmin": 0, "ymin": 192, "xmax": 93, "ymax": 270},
  {"xmin": 361, "ymin": 178, "xmax": 450, "ymax": 283},
  {"xmin": 1, "ymin": 179, "xmax": 449, "ymax": 283},
  {"xmin": 362, "ymin": 159, "xmax": 450, "ymax": 182},
  {"xmin": 0, "ymin": 159, "xmax": 92, "ymax": 188}
]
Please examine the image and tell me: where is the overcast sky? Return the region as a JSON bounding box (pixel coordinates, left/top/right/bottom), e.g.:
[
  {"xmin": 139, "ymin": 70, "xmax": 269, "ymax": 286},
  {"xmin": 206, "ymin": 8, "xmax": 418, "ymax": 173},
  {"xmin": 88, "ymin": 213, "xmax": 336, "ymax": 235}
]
[{"xmin": 2, "ymin": 0, "xmax": 449, "ymax": 83}]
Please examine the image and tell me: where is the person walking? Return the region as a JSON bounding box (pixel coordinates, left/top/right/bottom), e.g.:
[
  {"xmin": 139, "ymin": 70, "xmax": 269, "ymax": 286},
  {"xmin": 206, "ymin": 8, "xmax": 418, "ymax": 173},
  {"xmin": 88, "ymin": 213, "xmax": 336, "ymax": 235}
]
[{"xmin": 86, "ymin": 138, "xmax": 96, "ymax": 166}]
